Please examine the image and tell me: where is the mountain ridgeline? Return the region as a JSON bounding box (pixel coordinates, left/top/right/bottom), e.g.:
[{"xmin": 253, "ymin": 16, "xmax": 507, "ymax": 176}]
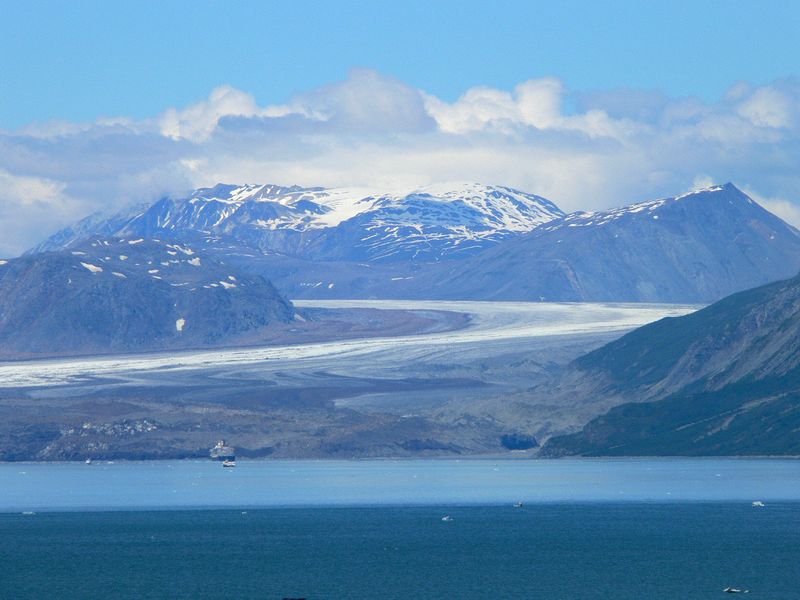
[
  {"xmin": 31, "ymin": 182, "xmax": 800, "ymax": 304},
  {"xmin": 32, "ymin": 182, "xmax": 564, "ymax": 262},
  {"xmin": 0, "ymin": 239, "xmax": 295, "ymax": 357},
  {"xmin": 419, "ymin": 184, "xmax": 800, "ymax": 303},
  {"xmin": 540, "ymin": 272, "xmax": 800, "ymax": 456}
]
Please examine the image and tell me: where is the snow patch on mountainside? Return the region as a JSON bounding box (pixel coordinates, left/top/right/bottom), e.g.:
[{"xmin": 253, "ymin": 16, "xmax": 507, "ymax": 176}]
[{"xmin": 80, "ymin": 262, "xmax": 103, "ymax": 273}]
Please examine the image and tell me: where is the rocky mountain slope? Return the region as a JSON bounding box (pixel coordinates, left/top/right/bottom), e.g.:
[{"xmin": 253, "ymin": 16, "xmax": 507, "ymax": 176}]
[
  {"xmin": 0, "ymin": 238, "xmax": 295, "ymax": 357},
  {"xmin": 540, "ymin": 272, "xmax": 800, "ymax": 455},
  {"xmin": 30, "ymin": 182, "xmax": 800, "ymax": 304},
  {"xmin": 420, "ymin": 184, "xmax": 800, "ymax": 303},
  {"xmin": 33, "ymin": 182, "xmax": 564, "ymax": 262}
]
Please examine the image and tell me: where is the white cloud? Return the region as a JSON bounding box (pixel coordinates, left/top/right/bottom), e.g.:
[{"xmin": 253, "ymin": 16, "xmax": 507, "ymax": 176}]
[
  {"xmin": 760, "ymin": 199, "xmax": 800, "ymax": 229},
  {"xmin": 290, "ymin": 68, "xmax": 435, "ymax": 134},
  {"xmin": 424, "ymin": 77, "xmax": 637, "ymax": 139},
  {"xmin": 742, "ymin": 186, "xmax": 800, "ymax": 229},
  {"xmin": 691, "ymin": 175, "xmax": 716, "ymax": 191},
  {"xmin": 0, "ymin": 170, "xmax": 88, "ymax": 256},
  {"xmin": 158, "ymin": 85, "xmax": 296, "ymax": 142},
  {"xmin": 736, "ymin": 86, "xmax": 795, "ymax": 128},
  {"xmin": 1, "ymin": 70, "xmax": 800, "ymax": 255}
]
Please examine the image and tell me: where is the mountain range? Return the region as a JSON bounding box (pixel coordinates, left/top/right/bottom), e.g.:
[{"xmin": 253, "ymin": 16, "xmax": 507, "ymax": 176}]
[
  {"xmin": 3, "ymin": 179, "xmax": 800, "ymax": 457},
  {"xmin": 31, "ymin": 182, "xmax": 800, "ymax": 304},
  {"xmin": 32, "ymin": 182, "xmax": 563, "ymax": 262}
]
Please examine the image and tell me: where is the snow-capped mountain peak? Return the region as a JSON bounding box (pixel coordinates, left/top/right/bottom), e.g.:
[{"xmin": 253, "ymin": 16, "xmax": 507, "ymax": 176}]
[
  {"xmin": 541, "ymin": 183, "xmax": 760, "ymax": 231},
  {"xmin": 35, "ymin": 181, "xmax": 564, "ymax": 262}
]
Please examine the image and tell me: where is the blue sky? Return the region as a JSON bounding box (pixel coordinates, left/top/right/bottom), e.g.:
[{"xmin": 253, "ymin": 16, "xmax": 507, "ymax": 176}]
[
  {"xmin": 1, "ymin": 0, "xmax": 798, "ymax": 128},
  {"xmin": 0, "ymin": 1, "xmax": 799, "ymax": 255}
]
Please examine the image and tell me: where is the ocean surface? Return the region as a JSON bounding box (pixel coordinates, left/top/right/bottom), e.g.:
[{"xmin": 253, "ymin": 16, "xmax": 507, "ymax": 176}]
[{"xmin": 2, "ymin": 459, "xmax": 799, "ymax": 599}]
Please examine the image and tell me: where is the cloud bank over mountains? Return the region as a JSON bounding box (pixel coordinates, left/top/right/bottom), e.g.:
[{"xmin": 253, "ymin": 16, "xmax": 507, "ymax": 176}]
[{"xmin": 1, "ymin": 69, "xmax": 799, "ymax": 256}]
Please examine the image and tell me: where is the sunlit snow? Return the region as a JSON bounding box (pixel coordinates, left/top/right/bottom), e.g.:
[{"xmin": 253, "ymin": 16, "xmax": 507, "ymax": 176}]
[{"xmin": 80, "ymin": 262, "xmax": 103, "ymax": 273}]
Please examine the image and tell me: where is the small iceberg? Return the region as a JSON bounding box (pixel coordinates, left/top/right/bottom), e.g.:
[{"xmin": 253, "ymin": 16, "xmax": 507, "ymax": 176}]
[{"xmin": 752, "ymin": 501, "xmax": 765, "ymax": 508}]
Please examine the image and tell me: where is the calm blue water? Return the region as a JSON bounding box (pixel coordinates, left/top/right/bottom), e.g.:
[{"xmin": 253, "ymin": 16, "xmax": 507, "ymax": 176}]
[
  {"xmin": 2, "ymin": 459, "xmax": 799, "ymax": 599},
  {"xmin": 2, "ymin": 504, "xmax": 800, "ymax": 599},
  {"xmin": 2, "ymin": 458, "xmax": 799, "ymax": 511}
]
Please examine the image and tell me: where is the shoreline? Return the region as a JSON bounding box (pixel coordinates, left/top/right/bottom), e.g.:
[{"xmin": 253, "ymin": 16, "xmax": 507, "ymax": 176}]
[{"xmin": 3, "ymin": 453, "xmax": 800, "ymax": 464}]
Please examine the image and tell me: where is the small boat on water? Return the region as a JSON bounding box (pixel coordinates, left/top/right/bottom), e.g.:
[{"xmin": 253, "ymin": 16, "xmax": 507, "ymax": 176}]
[
  {"xmin": 723, "ymin": 586, "xmax": 749, "ymax": 593},
  {"xmin": 513, "ymin": 501, "xmax": 524, "ymax": 508},
  {"xmin": 222, "ymin": 459, "xmax": 236, "ymax": 468},
  {"xmin": 210, "ymin": 440, "xmax": 236, "ymax": 462},
  {"xmin": 441, "ymin": 515, "xmax": 453, "ymax": 522},
  {"xmin": 752, "ymin": 501, "xmax": 765, "ymax": 507},
  {"xmin": 85, "ymin": 458, "xmax": 92, "ymax": 465}
]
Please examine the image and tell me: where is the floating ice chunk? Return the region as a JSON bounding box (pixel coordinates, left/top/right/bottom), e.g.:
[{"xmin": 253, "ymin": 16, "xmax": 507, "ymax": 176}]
[
  {"xmin": 80, "ymin": 262, "xmax": 103, "ymax": 273},
  {"xmin": 0, "ymin": 260, "xmax": 6, "ymax": 266},
  {"xmin": 328, "ymin": 283, "xmax": 335, "ymax": 289},
  {"xmin": 187, "ymin": 258, "xmax": 201, "ymax": 267},
  {"xmin": 148, "ymin": 269, "xmax": 159, "ymax": 274},
  {"xmin": 112, "ymin": 272, "xmax": 126, "ymax": 278},
  {"xmin": 128, "ymin": 239, "xmax": 144, "ymax": 245},
  {"xmin": 219, "ymin": 281, "xmax": 236, "ymax": 289},
  {"xmin": 175, "ymin": 318, "xmax": 186, "ymax": 332},
  {"xmin": 71, "ymin": 251, "xmax": 86, "ymax": 256},
  {"xmin": 119, "ymin": 255, "xmax": 128, "ymax": 260}
]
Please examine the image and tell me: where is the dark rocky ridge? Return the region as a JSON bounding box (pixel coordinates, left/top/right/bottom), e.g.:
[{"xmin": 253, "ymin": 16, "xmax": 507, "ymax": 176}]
[
  {"xmin": 540, "ymin": 272, "xmax": 800, "ymax": 455},
  {"xmin": 0, "ymin": 238, "xmax": 295, "ymax": 357}
]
